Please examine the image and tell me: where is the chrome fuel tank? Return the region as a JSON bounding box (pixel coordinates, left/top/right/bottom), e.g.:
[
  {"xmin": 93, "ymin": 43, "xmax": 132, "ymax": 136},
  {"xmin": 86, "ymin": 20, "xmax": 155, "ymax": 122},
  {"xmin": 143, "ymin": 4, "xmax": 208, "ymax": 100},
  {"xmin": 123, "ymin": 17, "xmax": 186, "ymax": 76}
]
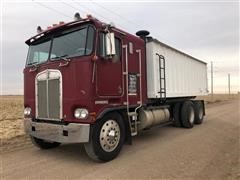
[{"xmin": 138, "ymin": 108, "xmax": 170, "ymax": 131}]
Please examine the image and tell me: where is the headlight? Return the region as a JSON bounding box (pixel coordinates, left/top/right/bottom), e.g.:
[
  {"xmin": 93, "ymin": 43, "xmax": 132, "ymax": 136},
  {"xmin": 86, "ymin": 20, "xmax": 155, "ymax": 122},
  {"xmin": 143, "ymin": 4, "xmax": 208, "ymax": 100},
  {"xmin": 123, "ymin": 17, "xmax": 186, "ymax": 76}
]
[
  {"xmin": 74, "ymin": 108, "xmax": 89, "ymax": 119},
  {"xmin": 24, "ymin": 107, "xmax": 31, "ymax": 116}
]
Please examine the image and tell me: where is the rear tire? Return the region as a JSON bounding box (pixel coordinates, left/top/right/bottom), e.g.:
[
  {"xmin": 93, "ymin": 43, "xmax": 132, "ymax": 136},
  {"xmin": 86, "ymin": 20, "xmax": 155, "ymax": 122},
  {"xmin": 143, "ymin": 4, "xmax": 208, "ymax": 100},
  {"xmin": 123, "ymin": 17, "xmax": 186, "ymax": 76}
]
[
  {"xmin": 84, "ymin": 112, "xmax": 125, "ymax": 162},
  {"xmin": 172, "ymin": 102, "xmax": 182, "ymax": 127},
  {"xmin": 30, "ymin": 136, "xmax": 61, "ymax": 149},
  {"xmin": 180, "ymin": 101, "xmax": 195, "ymax": 128},
  {"xmin": 193, "ymin": 101, "xmax": 204, "ymax": 124}
]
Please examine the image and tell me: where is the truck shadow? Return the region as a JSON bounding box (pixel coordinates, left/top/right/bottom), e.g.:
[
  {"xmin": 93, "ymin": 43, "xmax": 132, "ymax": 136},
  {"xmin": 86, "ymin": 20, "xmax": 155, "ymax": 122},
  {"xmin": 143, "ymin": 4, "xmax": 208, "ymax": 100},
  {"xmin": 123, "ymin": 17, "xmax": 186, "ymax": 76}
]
[
  {"xmin": 40, "ymin": 143, "xmax": 93, "ymax": 163},
  {"xmin": 36, "ymin": 119, "xmax": 223, "ymax": 164},
  {"xmin": 36, "ymin": 124, "xmax": 187, "ymax": 163}
]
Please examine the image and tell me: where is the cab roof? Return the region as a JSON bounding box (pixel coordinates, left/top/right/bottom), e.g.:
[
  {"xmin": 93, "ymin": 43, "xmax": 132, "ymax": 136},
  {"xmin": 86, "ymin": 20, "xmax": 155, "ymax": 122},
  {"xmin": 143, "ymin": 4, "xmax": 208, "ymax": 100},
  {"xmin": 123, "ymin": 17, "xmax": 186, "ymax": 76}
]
[{"xmin": 25, "ymin": 17, "xmax": 99, "ymax": 45}]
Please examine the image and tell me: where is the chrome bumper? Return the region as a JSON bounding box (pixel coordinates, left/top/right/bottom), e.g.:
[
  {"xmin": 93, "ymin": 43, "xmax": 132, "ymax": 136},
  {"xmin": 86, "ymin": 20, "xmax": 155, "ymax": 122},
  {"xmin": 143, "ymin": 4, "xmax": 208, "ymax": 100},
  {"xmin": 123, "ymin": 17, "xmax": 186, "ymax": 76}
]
[{"xmin": 24, "ymin": 118, "xmax": 90, "ymax": 143}]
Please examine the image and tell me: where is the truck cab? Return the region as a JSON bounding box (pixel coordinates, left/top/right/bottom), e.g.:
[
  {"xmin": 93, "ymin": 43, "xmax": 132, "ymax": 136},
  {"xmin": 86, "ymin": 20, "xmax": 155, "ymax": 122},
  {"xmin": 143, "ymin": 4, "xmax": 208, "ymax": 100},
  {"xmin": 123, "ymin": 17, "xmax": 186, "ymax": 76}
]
[{"xmin": 24, "ymin": 14, "xmax": 146, "ymax": 161}]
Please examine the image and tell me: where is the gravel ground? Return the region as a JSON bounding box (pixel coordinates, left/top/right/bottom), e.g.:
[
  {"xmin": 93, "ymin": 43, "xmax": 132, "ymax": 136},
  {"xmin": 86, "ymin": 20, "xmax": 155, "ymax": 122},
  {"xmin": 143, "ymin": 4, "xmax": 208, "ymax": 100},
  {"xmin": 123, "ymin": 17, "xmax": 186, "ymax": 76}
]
[{"xmin": 1, "ymin": 99, "xmax": 239, "ymax": 179}]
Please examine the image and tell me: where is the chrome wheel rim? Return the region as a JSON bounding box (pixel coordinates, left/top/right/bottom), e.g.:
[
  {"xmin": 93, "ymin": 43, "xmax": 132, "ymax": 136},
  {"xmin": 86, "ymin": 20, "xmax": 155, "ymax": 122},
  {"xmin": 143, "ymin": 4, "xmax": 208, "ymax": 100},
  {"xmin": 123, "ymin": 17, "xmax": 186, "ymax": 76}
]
[
  {"xmin": 100, "ymin": 119, "xmax": 120, "ymax": 152},
  {"xmin": 189, "ymin": 106, "xmax": 195, "ymax": 124}
]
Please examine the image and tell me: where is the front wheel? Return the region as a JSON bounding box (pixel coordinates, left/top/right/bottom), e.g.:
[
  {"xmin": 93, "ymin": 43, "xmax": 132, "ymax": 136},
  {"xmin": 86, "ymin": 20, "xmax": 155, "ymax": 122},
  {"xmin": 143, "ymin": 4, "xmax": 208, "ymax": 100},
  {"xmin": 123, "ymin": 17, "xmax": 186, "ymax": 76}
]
[
  {"xmin": 30, "ymin": 136, "xmax": 61, "ymax": 149},
  {"xmin": 84, "ymin": 112, "xmax": 125, "ymax": 162}
]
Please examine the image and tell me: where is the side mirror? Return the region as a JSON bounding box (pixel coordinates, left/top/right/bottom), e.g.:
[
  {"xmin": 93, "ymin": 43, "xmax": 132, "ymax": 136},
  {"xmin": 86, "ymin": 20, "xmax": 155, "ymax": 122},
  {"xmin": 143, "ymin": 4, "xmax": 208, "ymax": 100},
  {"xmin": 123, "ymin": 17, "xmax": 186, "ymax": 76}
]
[{"xmin": 105, "ymin": 32, "xmax": 116, "ymax": 56}]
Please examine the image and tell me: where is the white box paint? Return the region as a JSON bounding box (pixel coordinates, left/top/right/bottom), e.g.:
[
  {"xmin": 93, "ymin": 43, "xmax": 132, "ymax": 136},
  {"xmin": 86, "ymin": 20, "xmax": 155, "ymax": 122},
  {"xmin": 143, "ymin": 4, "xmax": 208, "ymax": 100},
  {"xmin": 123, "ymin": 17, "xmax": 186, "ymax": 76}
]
[{"xmin": 146, "ymin": 38, "xmax": 208, "ymax": 98}]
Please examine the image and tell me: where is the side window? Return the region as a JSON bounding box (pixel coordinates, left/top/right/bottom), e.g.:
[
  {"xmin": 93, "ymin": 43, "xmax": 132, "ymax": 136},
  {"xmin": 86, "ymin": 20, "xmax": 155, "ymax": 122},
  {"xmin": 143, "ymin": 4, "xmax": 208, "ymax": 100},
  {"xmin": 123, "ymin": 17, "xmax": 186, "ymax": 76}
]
[
  {"xmin": 114, "ymin": 38, "xmax": 121, "ymax": 62},
  {"xmin": 86, "ymin": 26, "xmax": 95, "ymax": 54},
  {"xmin": 99, "ymin": 33, "xmax": 106, "ymax": 57},
  {"xmin": 98, "ymin": 32, "xmax": 121, "ymax": 62}
]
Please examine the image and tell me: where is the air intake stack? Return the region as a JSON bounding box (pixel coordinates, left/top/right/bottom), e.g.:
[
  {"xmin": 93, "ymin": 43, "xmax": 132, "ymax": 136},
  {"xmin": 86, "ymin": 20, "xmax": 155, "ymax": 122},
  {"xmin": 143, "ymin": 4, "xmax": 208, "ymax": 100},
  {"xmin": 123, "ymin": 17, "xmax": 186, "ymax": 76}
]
[{"xmin": 136, "ymin": 30, "xmax": 150, "ymax": 41}]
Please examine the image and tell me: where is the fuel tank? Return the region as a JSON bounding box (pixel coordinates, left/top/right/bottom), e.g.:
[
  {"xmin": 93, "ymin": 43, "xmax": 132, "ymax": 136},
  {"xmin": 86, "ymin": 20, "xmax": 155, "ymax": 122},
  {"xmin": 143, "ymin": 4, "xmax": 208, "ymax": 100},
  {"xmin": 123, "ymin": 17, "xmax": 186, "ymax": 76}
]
[{"xmin": 138, "ymin": 108, "xmax": 170, "ymax": 131}]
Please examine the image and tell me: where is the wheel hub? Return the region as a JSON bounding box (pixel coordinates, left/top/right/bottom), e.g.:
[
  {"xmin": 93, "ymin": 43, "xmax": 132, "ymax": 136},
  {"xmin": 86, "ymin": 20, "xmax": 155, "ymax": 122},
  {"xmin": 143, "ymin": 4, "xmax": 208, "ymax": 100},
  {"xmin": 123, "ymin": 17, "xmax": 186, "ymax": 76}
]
[
  {"xmin": 109, "ymin": 130, "xmax": 115, "ymax": 137},
  {"xmin": 100, "ymin": 119, "xmax": 120, "ymax": 152}
]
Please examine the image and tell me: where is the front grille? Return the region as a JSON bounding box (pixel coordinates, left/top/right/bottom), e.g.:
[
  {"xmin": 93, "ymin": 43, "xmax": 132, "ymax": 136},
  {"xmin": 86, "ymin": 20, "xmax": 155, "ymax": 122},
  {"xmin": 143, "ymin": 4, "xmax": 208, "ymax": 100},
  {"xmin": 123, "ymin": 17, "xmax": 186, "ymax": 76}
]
[
  {"xmin": 48, "ymin": 79, "xmax": 60, "ymax": 119},
  {"xmin": 37, "ymin": 80, "xmax": 47, "ymax": 118},
  {"xmin": 36, "ymin": 70, "xmax": 61, "ymax": 120}
]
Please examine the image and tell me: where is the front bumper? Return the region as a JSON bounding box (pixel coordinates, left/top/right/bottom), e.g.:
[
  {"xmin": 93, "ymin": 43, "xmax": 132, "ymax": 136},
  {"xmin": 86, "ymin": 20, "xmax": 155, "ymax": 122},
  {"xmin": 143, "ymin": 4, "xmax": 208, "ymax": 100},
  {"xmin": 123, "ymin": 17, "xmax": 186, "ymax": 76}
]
[{"xmin": 24, "ymin": 118, "xmax": 90, "ymax": 143}]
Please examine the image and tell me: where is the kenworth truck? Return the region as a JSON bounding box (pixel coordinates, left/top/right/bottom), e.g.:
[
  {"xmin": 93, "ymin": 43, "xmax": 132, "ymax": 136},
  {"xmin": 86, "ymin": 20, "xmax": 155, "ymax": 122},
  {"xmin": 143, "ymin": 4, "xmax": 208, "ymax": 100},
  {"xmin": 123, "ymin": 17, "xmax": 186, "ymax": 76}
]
[{"xmin": 24, "ymin": 13, "xmax": 208, "ymax": 162}]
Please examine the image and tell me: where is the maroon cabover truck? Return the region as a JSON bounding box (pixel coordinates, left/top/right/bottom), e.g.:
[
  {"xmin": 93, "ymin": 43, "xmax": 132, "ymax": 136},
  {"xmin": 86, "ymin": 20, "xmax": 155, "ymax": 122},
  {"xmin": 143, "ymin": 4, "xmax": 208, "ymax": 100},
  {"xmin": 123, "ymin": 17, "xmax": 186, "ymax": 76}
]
[{"xmin": 24, "ymin": 13, "xmax": 208, "ymax": 162}]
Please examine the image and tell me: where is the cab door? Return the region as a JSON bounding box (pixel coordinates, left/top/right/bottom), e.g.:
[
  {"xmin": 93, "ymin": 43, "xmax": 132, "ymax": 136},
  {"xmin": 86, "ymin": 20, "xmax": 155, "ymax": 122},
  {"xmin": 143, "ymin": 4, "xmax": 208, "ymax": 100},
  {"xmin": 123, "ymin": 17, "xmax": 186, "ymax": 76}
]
[
  {"xmin": 122, "ymin": 40, "xmax": 142, "ymax": 106},
  {"xmin": 96, "ymin": 32, "xmax": 123, "ymax": 97}
]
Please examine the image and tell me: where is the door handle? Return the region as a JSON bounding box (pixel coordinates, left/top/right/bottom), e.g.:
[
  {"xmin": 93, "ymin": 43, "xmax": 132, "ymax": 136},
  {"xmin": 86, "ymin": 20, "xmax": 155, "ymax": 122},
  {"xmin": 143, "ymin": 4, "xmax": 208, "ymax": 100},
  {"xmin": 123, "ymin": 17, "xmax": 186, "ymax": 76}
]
[{"xmin": 118, "ymin": 86, "xmax": 123, "ymax": 94}]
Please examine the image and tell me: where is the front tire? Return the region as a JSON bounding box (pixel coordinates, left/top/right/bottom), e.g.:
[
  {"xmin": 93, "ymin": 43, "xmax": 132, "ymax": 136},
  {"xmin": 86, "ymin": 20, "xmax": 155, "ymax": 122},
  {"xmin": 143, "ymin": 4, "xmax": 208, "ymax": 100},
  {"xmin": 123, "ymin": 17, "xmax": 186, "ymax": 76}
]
[
  {"xmin": 30, "ymin": 136, "xmax": 61, "ymax": 149},
  {"xmin": 84, "ymin": 112, "xmax": 125, "ymax": 162}
]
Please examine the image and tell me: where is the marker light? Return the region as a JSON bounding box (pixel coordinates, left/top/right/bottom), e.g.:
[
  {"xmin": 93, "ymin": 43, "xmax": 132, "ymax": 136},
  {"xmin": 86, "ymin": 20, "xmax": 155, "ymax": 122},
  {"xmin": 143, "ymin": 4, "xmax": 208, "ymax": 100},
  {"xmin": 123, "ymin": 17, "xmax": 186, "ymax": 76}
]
[
  {"xmin": 74, "ymin": 12, "xmax": 81, "ymax": 21},
  {"xmin": 37, "ymin": 26, "xmax": 42, "ymax": 33}
]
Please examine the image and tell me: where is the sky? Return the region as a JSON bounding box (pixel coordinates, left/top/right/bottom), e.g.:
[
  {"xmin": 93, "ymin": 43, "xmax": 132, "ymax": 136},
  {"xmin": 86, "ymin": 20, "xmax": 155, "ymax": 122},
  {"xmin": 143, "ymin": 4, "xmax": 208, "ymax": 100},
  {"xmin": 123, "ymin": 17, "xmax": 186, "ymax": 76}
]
[{"xmin": 0, "ymin": 0, "xmax": 239, "ymax": 95}]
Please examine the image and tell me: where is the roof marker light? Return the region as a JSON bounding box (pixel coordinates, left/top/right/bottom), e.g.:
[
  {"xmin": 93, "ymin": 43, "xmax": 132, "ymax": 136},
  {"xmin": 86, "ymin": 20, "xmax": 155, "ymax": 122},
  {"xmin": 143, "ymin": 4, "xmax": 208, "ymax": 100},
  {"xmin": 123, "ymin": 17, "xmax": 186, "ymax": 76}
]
[
  {"xmin": 86, "ymin": 14, "xmax": 93, "ymax": 19},
  {"xmin": 109, "ymin": 22, "xmax": 115, "ymax": 28},
  {"xmin": 37, "ymin": 26, "xmax": 42, "ymax": 33},
  {"xmin": 74, "ymin": 12, "xmax": 81, "ymax": 21}
]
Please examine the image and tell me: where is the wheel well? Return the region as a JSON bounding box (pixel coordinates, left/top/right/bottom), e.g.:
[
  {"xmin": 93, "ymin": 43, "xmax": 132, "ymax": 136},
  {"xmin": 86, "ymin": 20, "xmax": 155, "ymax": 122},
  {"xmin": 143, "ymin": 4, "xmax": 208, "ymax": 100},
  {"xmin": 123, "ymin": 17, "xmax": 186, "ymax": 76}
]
[
  {"xmin": 118, "ymin": 110, "xmax": 132, "ymax": 145},
  {"xmin": 96, "ymin": 109, "xmax": 132, "ymax": 145}
]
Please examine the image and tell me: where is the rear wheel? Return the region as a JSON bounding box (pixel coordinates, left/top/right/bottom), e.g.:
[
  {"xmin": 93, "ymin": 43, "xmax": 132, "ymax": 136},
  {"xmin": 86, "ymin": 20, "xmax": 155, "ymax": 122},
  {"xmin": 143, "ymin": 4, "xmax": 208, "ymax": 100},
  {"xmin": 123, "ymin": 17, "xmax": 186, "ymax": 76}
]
[
  {"xmin": 180, "ymin": 101, "xmax": 195, "ymax": 128},
  {"xmin": 30, "ymin": 136, "xmax": 61, "ymax": 149},
  {"xmin": 172, "ymin": 102, "xmax": 182, "ymax": 127},
  {"xmin": 193, "ymin": 101, "xmax": 204, "ymax": 124},
  {"xmin": 84, "ymin": 112, "xmax": 125, "ymax": 162}
]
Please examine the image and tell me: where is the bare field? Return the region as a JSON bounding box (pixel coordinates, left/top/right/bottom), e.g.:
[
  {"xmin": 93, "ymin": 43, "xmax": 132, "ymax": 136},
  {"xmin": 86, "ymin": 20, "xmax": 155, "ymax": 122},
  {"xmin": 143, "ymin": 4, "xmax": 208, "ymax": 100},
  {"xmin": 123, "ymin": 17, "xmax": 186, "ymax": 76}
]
[
  {"xmin": 0, "ymin": 96, "xmax": 24, "ymax": 141},
  {"xmin": 0, "ymin": 94, "xmax": 239, "ymax": 143},
  {"xmin": 196, "ymin": 93, "xmax": 239, "ymax": 103}
]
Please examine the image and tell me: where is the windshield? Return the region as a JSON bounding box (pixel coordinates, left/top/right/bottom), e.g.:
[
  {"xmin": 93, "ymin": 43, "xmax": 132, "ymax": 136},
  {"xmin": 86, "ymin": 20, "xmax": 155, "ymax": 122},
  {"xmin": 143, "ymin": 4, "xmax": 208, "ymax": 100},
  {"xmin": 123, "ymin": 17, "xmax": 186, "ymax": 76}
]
[
  {"xmin": 26, "ymin": 39, "xmax": 51, "ymax": 65},
  {"xmin": 26, "ymin": 25, "xmax": 95, "ymax": 66},
  {"xmin": 50, "ymin": 26, "xmax": 94, "ymax": 59}
]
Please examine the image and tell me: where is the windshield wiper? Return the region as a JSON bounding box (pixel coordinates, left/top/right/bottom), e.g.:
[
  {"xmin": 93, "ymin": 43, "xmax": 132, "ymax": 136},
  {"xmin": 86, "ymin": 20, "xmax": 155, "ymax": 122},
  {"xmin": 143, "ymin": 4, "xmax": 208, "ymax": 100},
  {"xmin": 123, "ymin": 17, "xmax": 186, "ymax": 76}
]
[
  {"xmin": 28, "ymin": 61, "xmax": 38, "ymax": 72},
  {"xmin": 51, "ymin": 54, "xmax": 70, "ymax": 61},
  {"xmin": 28, "ymin": 61, "xmax": 38, "ymax": 66}
]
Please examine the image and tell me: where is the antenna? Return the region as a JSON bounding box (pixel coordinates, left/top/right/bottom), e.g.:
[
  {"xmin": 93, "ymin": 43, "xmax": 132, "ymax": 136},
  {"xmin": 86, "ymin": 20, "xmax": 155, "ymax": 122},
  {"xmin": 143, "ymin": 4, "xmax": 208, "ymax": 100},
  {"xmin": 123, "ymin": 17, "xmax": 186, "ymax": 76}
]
[
  {"xmin": 211, "ymin": 61, "xmax": 213, "ymax": 100},
  {"xmin": 228, "ymin": 73, "xmax": 231, "ymax": 96}
]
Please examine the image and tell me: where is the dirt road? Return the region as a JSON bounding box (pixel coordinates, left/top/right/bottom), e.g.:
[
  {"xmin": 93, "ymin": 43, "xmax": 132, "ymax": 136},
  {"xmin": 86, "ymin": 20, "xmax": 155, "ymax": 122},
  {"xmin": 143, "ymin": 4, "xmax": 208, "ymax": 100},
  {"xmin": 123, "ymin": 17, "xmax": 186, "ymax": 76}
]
[{"xmin": 1, "ymin": 100, "xmax": 239, "ymax": 179}]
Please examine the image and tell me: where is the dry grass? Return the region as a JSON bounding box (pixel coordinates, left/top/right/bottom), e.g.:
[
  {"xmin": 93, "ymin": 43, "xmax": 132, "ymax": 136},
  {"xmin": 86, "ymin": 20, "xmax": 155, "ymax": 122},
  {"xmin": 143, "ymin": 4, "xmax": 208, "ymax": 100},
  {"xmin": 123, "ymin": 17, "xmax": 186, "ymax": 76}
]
[
  {"xmin": 0, "ymin": 95, "xmax": 23, "ymax": 120},
  {"xmin": 0, "ymin": 96, "xmax": 24, "ymax": 140},
  {"xmin": 196, "ymin": 94, "xmax": 239, "ymax": 104}
]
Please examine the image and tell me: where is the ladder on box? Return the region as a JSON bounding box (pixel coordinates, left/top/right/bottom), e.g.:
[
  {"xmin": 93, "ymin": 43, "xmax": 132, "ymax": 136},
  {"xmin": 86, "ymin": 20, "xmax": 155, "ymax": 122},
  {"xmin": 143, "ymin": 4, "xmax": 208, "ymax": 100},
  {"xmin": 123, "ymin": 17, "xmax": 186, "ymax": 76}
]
[{"xmin": 156, "ymin": 53, "xmax": 166, "ymax": 103}]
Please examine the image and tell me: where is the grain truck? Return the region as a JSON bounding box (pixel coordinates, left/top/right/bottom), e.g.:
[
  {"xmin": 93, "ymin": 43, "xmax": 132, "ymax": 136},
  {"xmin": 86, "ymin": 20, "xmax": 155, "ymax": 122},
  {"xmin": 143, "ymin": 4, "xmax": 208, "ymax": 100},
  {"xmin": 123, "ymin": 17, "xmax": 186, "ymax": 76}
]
[{"xmin": 23, "ymin": 13, "xmax": 208, "ymax": 162}]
